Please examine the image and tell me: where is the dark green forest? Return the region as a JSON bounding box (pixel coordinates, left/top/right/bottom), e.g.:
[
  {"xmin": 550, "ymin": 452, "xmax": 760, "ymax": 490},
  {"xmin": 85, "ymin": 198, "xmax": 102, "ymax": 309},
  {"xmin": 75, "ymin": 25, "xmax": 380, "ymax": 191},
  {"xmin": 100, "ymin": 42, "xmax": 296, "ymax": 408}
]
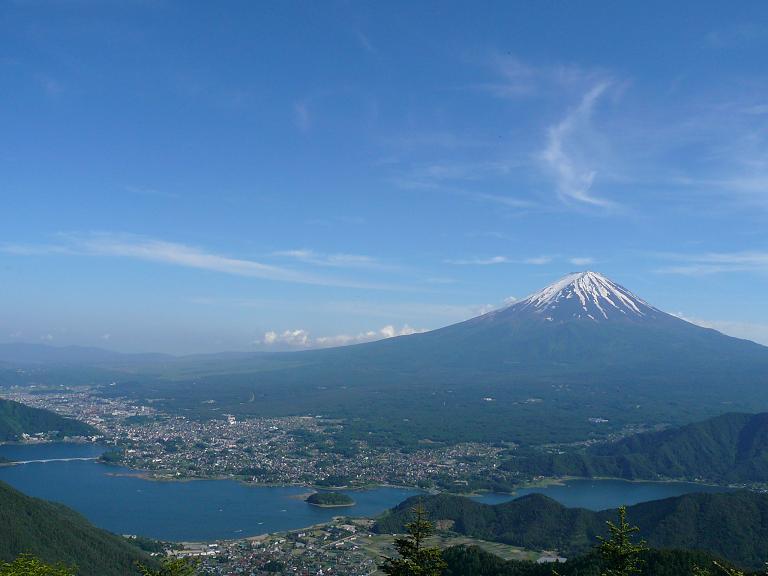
[
  {"xmin": 442, "ymin": 545, "xmax": 755, "ymax": 576},
  {"xmin": 0, "ymin": 480, "xmax": 155, "ymax": 576},
  {"xmin": 0, "ymin": 399, "xmax": 96, "ymax": 441},
  {"xmin": 504, "ymin": 412, "xmax": 768, "ymax": 483},
  {"xmin": 374, "ymin": 491, "xmax": 768, "ymax": 569}
]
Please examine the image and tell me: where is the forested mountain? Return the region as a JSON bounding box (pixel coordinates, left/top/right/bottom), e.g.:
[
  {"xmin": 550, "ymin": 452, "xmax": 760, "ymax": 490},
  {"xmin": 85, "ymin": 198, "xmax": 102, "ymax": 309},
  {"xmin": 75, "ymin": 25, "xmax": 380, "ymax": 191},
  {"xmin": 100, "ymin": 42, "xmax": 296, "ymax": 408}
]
[
  {"xmin": 375, "ymin": 491, "xmax": 768, "ymax": 569},
  {"xmin": 0, "ymin": 398, "xmax": 96, "ymax": 441},
  {"xmin": 442, "ymin": 546, "xmax": 750, "ymax": 576},
  {"xmin": 0, "ymin": 480, "xmax": 154, "ymax": 576},
  {"xmin": 506, "ymin": 412, "xmax": 768, "ymax": 483}
]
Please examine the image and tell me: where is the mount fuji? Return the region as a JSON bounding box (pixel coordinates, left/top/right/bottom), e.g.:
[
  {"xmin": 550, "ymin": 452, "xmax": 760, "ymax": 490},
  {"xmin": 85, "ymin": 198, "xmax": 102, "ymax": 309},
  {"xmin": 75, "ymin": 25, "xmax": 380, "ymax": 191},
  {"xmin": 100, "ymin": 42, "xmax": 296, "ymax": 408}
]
[
  {"xmin": 344, "ymin": 270, "xmax": 767, "ymax": 373},
  {"xmin": 491, "ymin": 270, "xmax": 662, "ymax": 323},
  {"xmin": 50, "ymin": 272, "xmax": 768, "ymax": 445}
]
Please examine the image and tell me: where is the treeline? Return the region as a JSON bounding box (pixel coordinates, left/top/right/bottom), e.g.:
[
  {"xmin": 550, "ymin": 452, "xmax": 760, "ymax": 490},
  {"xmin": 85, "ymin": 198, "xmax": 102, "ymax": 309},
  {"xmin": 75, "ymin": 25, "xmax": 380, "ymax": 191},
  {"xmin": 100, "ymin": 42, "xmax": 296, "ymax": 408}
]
[
  {"xmin": 374, "ymin": 491, "xmax": 768, "ymax": 569},
  {"xmin": 381, "ymin": 501, "xmax": 756, "ymax": 576},
  {"xmin": 0, "ymin": 555, "xmax": 196, "ymax": 576},
  {"xmin": 504, "ymin": 412, "xmax": 768, "ymax": 484},
  {"xmin": 442, "ymin": 546, "xmax": 759, "ymax": 576}
]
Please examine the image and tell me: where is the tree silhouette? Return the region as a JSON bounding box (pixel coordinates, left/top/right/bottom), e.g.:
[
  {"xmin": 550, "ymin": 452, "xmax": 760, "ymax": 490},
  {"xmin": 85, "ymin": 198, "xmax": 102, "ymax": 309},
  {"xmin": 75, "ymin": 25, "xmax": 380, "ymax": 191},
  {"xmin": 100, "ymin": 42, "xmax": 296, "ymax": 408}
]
[
  {"xmin": 693, "ymin": 560, "xmax": 768, "ymax": 576},
  {"xmin": 136, "ymin": 557, "xmax": 199, "ymax": 576},
  {"xmin": 380, "ymin": 502, "xmax": 447, "ymax": 576},
  {"xmin": 597, "ymin": 506, "xmax": 648, "ymax": 576},
  {"xmin": 0, "ymin": 555, "xmax": 75, "ymax": 576}
]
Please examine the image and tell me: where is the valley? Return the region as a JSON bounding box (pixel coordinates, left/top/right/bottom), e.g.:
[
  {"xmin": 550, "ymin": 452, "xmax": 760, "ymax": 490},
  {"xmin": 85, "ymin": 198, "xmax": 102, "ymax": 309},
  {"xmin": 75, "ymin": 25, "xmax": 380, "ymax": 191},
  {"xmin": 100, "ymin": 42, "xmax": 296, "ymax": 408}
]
[{"xmin": 4, "ymin": 273, "xmax": 768, "ymax": 574}]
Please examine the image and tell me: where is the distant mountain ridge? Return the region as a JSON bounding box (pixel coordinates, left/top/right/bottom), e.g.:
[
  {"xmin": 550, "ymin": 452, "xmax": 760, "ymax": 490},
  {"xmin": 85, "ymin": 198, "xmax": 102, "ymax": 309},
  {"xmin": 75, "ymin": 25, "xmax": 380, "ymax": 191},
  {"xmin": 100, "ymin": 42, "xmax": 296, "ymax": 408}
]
[
  {"xmin": 0, "ymin": 398, "xmax": 96, "ymax": 441},
  {"xmin": 0, "ymin": 480, "xmax": 154, "ymax": 576},
  {"xmin": 374, "ymin": 490, "xmax": 768, "ymax": 569},
  {"xmin": 506, "ymin": 412, "xmax": 768, "ymax": 483},
  {"xmin": 0, "ymin": 342, "xmax": 171, "ymax": 365}
]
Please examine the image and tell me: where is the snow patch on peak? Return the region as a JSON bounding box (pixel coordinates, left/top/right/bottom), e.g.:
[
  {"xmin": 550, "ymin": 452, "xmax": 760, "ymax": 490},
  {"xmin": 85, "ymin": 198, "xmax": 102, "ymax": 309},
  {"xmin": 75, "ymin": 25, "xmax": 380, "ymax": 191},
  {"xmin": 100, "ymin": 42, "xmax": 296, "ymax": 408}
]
[{"xmin": 514, "ymin": 271, "xmax": 657, "ymax": 321}]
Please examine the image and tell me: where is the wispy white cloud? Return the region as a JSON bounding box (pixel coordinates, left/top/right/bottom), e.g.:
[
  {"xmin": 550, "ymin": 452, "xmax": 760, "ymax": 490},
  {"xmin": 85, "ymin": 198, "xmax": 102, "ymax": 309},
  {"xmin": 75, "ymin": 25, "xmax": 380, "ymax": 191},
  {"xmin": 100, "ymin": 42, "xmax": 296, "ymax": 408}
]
[
  {"xmin": 446, "ymin": 255, "xmax": 511, "ymax": 265},
  {"xmin": 541, "ymin": 82, "xmax": 615, "ymax": 208},
  {"xmin": 478, "ymin": 53, "xmax": 609, "ymax": 100},
  {"xmin": 445, "ymin": 255, "xmax": 552, "ymax": 266},
  {"xmin": 389, "ymin": 131, "xmax": 492, "ymax": 150},
  {"xmin": 523, "ymin": 256, "xmax": 553, "ymax": 265},
  {"xmin": 569, "ymin": 256, "xmax": 595, "ymax": 266},
  {"xmin": 465, "ymin": 192, "xmax": 537, "ymax": 209},
  {"xmin": 0, "ymin": 243, "xmax": 75, "ymax": 256},
  {"xmin": 272, "ymin": 249, "xmax": 392, "ymax": 270},
  {"xmin": 257, "ymin": 324, "xmax": 427, "ymax": 349},
  {"xmin": 294, "ymin": 100, "xmax": 312, "ymax": 132},
  {"xmin": 35, "ymin": 74, "xmax": 64, "ymax": 96},
  {"xmin": 191, "ymin": 297, "xmax": 508, "ymax": 326},
  {"xmin": 0, "ymin": 233, "xmax": 403, "ymax": 290},
  {"xmin": 261, "ymin": 329, "xmax": 311, "ymax": 347},
  {"xmin": 656, "ymin": 251, "xmax": 768, "ymax": 275},
  {"xmin": 707, "ymin": 23, "xmax": 768, "ymax": 48},
  {"xmin": 741, "ymin": 103, "xmax": 768, "ymax": 116},
  {"xmin": 673, "ymin": 173, "xmax": 768, "ymax": 209},
  {"xmin": 355, "ymin": 30, "xmax": 376, "ymax": 53},
  {"xmin": 392, "ymin": 160, "xmax": 520, "ymax": 191}
]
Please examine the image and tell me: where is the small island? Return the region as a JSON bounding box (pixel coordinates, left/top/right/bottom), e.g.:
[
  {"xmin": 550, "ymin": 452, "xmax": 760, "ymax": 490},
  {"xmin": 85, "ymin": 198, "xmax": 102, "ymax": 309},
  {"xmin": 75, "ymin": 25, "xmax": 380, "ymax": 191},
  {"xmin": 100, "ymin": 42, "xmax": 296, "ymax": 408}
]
[{"xmin": 305, "ymin": 492, "xmax": 355, "ymax": 508}]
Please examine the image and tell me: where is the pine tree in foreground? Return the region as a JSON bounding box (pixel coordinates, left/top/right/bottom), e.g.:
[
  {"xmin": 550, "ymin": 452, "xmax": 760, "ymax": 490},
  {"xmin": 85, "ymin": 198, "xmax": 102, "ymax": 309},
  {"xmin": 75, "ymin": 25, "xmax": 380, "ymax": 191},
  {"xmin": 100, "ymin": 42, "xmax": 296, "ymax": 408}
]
[
  {"xmin": 694, "ymin": 561, "xmax": 768, "ymax": 576},
  {"xmin": 379, "ymin": 502, "xmax": 447, "ymax": 576},
  {"xmin": 596, "ymin": 506, "xmax": 648, "ymax": 576},
  {"xmin": 136, "ymin": 557, "xmax": 199, "ymax": 576},
  {"xmin": 0, "ymin": 555, "xmax": 75, "ymax": 576}
]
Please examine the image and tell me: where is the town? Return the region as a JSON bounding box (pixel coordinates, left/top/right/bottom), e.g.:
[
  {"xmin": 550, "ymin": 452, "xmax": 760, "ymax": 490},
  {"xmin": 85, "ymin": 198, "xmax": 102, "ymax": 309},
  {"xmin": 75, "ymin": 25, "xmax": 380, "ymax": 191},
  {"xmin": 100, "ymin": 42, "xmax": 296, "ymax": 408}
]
[{"xmin": 1, "ymin": 384, "xmax": 516, "ymax": 489}]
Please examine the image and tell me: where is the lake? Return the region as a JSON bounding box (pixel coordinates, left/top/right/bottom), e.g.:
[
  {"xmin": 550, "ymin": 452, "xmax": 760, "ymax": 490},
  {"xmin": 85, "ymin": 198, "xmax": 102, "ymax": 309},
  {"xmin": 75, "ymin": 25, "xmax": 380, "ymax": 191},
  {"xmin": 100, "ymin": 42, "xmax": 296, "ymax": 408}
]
[
  {"xmin": 0, "ymin": 442, "xmax": 422, "ymax": 541},
  {"xmin": 0, "ymin": 443, "xmax": 732, "ymax": 541}
]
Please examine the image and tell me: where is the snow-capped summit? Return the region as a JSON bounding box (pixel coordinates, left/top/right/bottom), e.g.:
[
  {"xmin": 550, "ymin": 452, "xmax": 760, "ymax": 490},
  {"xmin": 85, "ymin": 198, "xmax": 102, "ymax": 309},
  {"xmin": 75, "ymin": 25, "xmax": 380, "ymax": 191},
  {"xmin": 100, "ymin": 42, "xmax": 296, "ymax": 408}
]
[{"xmin": 505, "ymin": 271, "xmax": 661, "ymax": 323}]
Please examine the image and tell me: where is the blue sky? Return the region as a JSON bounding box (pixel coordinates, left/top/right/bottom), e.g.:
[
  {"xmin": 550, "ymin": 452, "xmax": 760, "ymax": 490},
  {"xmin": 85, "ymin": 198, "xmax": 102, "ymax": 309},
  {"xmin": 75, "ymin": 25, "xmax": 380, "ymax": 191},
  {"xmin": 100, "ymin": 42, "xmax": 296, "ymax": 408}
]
[{"xmin": 2, "ymin": 1, "xmax": 768, "ymax": 353}]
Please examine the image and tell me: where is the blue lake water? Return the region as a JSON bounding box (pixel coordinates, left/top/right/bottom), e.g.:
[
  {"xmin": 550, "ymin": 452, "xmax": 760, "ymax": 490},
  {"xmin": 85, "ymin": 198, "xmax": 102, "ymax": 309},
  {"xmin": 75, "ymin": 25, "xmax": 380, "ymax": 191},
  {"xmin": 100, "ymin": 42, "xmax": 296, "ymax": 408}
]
[
  {"xmin": 0, "ymin": 443, "xmax": 732, "ymax": 541},
  {"xmin": 0, "ymin": 443, "xmax": 421, "ymax": 541}
]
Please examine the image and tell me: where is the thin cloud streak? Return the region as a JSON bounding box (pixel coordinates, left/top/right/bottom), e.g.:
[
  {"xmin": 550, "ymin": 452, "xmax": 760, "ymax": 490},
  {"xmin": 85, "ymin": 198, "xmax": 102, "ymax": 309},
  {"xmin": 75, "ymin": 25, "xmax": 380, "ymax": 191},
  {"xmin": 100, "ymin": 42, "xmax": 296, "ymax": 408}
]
[
  {"xmin": 541, "ymin": 82, "xmax": 615, "ymax": 208},
  {"xmin": 569, "ymin": 256, "xmax": 595, "ymax": 266},
  {"xmin": 271, "ymin": 249, "xmax": 395, "ymax": 270},
  {"xmin": 655, "ymin": 251, "xmax": 768, "ymax": 275},
  {"xmin": 0, "ymin": 233, "xmax": 408, "ymax": 291},
  {"xmin": 446, "ymin": 255, "xmax": 552, "ymax": 266}
]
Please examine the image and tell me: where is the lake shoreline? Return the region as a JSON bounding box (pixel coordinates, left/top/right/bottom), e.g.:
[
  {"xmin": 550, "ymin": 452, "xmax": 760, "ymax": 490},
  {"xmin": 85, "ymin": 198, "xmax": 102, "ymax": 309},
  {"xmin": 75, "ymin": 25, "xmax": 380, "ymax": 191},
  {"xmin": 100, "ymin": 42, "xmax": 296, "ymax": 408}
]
[{"xmin": 0, "ymin": 442, "xmax": 740, "ymax": 543}]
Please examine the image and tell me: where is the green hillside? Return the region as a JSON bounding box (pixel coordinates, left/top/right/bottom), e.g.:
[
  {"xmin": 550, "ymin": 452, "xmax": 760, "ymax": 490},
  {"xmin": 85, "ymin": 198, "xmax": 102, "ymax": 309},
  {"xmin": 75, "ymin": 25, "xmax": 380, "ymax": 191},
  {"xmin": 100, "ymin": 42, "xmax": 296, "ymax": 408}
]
[
  {"xmin": 0, "ymin": 480, "xmax": 155, "ymax": 576},
  {"xmin": 0, "ymin": 398, "xmax": 96, "ymax": 441},
  {"xmin": 374, "ymin": 491, "xmax": 768, "ymax": 569},
  {"xmin": 506, "ymin": 412, "xmax": 768, "ymax": 483}
]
